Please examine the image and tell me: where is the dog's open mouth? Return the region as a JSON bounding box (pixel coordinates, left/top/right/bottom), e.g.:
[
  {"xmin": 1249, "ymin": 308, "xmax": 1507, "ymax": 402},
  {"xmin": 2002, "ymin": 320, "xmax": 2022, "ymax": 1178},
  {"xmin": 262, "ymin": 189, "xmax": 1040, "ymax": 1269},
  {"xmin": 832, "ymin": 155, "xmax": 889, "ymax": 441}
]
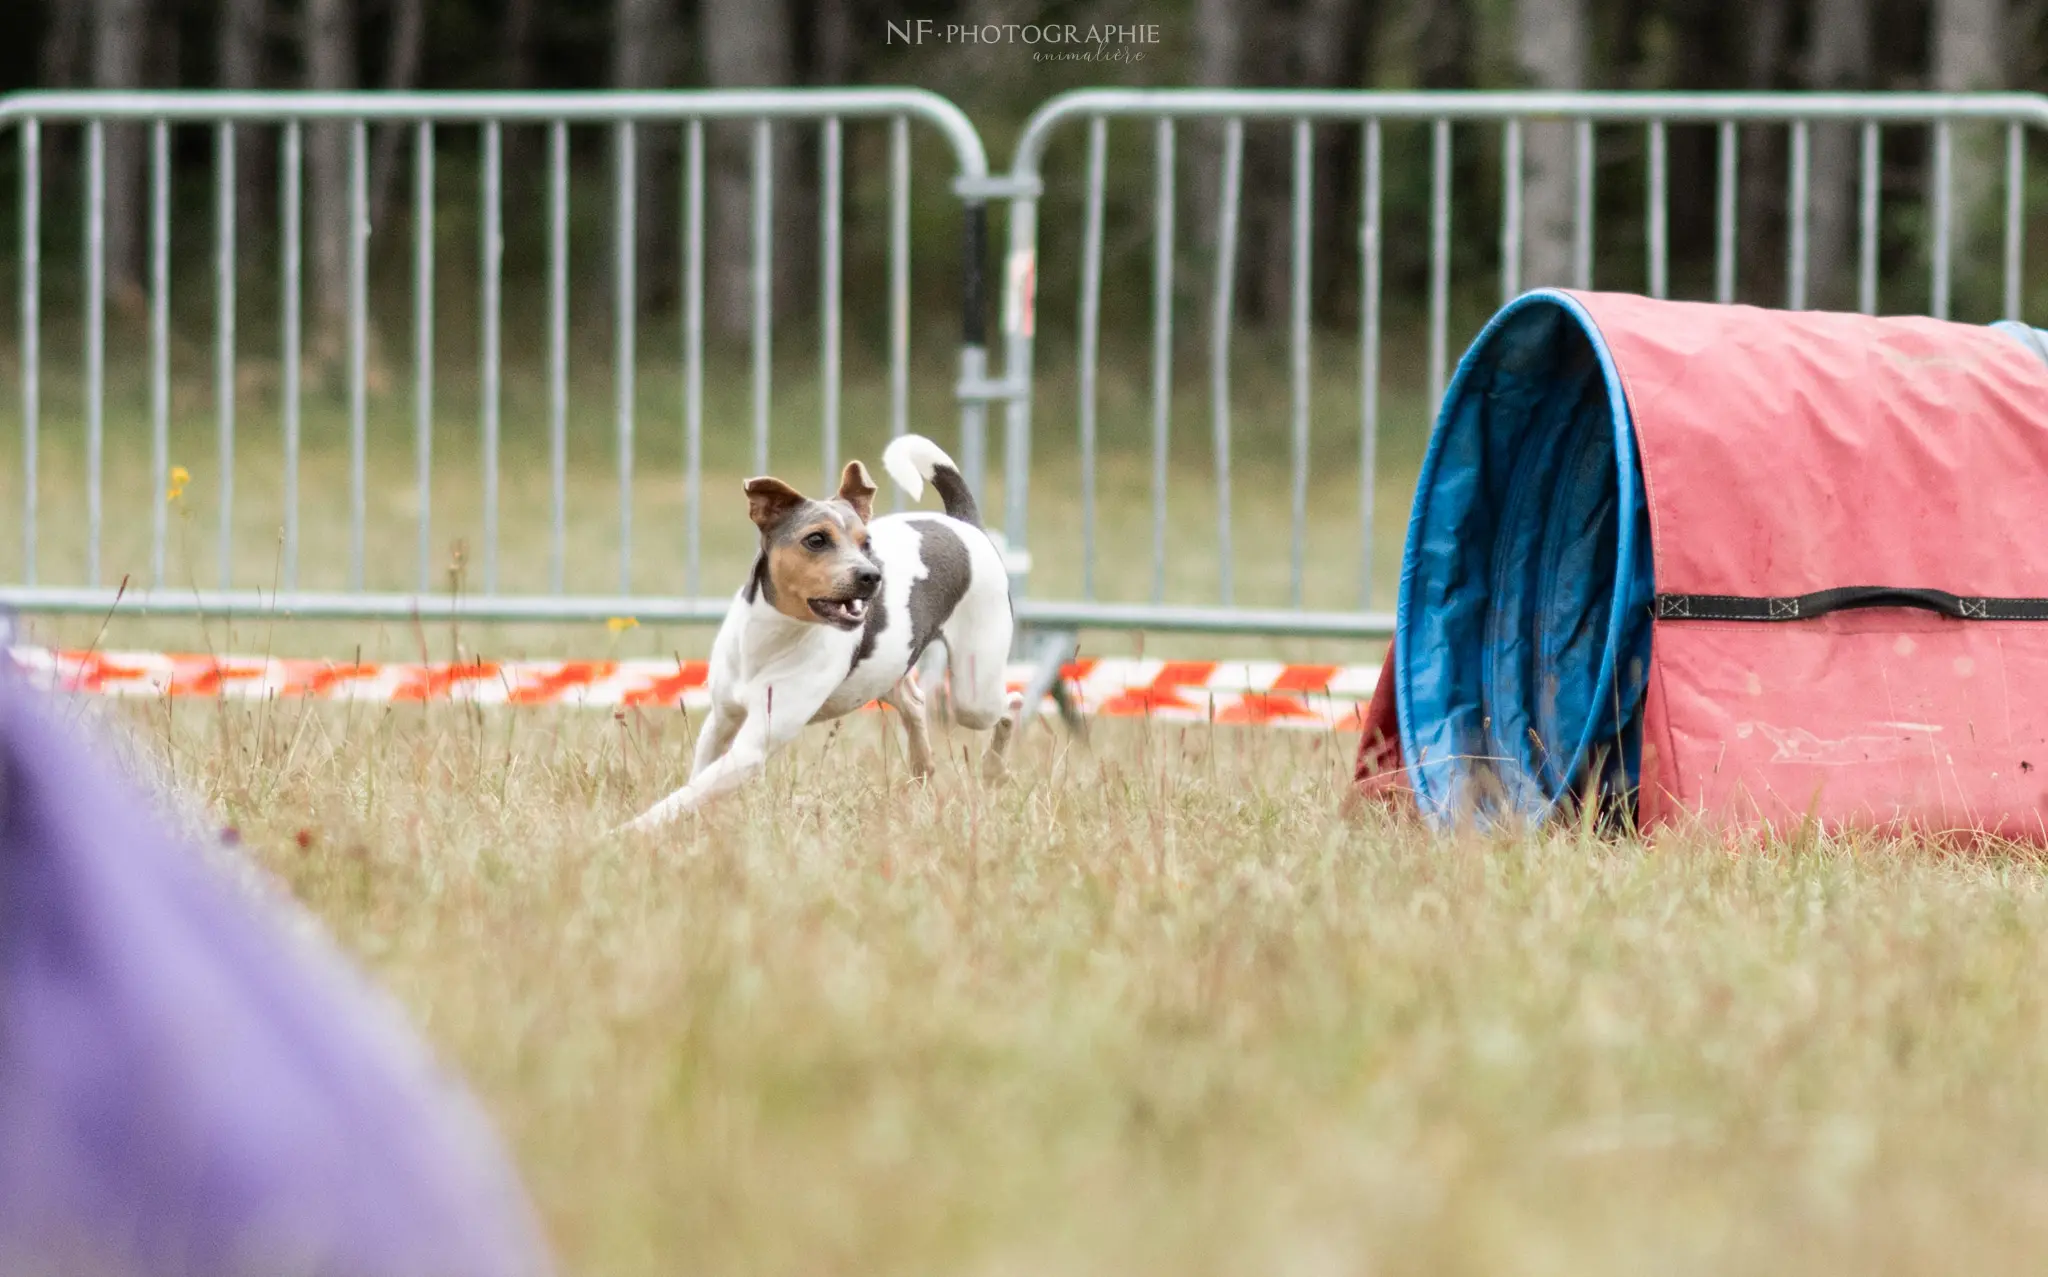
[{"xmin": 808, "ymin": 595, "xmax": 869, "ymax": 628}]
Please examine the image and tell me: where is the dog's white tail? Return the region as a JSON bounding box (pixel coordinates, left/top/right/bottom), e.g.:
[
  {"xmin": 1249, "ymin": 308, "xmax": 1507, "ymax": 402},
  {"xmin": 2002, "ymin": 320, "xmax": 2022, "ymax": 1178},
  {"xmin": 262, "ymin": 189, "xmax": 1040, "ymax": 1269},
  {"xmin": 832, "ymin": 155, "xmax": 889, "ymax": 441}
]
[{"xmin": 882, "ymin": 434, "xmax": 981, "ymax": 528}]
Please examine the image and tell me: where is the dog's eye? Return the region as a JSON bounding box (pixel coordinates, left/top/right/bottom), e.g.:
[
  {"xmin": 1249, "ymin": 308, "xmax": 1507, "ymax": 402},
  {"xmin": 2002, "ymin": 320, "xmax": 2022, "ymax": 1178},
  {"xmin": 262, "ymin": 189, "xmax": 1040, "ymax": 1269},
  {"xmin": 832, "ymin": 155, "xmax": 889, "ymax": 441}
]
[{"xmin": 803, "ymin": 531, "xmax": 833, "ymax": 552}]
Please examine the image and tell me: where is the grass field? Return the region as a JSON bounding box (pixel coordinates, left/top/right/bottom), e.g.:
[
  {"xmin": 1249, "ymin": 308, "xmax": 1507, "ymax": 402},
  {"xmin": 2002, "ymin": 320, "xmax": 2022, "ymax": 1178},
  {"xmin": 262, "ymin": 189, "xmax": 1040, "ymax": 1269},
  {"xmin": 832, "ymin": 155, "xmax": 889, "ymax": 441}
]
[
  {"xmin": 110, "ymin": 694, "xmax": 2048, "ymax": 1276},
  {"xmin": 18, "ymin": 333, "xmax": 2048, "ymax": 1274}
]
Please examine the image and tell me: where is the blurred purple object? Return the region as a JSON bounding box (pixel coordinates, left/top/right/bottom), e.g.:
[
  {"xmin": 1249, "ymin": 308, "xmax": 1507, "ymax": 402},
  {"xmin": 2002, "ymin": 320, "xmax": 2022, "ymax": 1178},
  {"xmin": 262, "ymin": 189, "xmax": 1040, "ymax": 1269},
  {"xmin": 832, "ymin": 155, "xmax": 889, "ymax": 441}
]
[{"xmin": 0, "ymin": 669, "xmax": 552, "ymax": 1276}]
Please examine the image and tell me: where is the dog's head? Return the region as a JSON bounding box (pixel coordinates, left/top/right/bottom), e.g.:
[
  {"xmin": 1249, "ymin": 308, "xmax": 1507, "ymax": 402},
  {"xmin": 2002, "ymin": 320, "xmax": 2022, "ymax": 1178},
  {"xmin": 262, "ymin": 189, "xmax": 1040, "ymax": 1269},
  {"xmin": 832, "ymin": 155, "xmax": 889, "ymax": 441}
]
[{"xmin": 743, "ymin": 461, "xmax": 882, "ymax": 630}]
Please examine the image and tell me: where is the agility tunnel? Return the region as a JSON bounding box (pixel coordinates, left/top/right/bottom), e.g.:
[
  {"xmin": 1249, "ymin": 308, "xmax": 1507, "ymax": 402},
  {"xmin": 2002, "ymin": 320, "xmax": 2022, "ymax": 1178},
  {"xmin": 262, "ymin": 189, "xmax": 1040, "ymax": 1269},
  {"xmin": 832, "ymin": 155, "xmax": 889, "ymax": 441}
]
[{"xmin": 1358, "ymin": 289, "xmax": 2048, "ymax": 838}]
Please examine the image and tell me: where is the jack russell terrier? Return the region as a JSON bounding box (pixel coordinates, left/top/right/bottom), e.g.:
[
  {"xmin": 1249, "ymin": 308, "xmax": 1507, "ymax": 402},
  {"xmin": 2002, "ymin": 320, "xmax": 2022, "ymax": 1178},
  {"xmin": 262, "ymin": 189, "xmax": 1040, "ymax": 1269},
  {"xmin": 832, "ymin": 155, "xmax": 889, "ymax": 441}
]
[{"xmin": 618, "ymin": 435, "xmax": 1022, "ymax": 832}]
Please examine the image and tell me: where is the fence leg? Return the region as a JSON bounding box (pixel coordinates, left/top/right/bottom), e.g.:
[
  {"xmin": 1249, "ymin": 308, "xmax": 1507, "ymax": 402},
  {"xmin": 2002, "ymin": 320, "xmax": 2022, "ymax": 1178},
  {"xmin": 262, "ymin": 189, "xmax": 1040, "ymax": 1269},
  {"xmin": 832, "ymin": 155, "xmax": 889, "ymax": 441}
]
[{"xmin": 1021, "ymin": 628, "xmax": 1084, "ymax": 738}]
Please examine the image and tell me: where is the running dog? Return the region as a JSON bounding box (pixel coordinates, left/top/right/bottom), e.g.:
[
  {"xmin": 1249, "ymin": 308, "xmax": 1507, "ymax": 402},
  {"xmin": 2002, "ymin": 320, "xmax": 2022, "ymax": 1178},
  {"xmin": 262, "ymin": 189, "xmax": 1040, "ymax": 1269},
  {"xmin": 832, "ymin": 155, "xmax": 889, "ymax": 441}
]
[{"xmin": 617, "ymin": 435, "xmax": 1021, "ymax": 832}]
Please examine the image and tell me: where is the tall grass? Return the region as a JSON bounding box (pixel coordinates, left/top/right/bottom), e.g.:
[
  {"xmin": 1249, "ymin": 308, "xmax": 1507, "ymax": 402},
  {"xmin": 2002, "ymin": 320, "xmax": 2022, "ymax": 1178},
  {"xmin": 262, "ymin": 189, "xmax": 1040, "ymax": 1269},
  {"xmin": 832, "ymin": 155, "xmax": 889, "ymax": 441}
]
[{"xmin": 113, "ymin": 691, "xmax": 2048, "ymax": 1276}]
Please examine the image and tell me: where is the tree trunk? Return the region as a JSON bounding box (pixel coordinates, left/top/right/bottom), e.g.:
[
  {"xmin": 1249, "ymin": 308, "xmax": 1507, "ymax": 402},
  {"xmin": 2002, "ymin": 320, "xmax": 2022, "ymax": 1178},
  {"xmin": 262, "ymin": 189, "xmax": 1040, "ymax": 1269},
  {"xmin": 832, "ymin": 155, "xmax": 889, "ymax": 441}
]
[
  {"xmin": 1933, "ymin": 0, "xmax": 2007, "ymax": 312},
  {"xmin": 41, "ymin": 0, "xmax": 88, "ymax": 86},
  {"xmin": 1806, "ymin": 0, "xmax": 1874, "ymax": 310},
  {"xmin": 1412, "ymin": 0, "xmax": 1471, "ymax": 89},
  {"xmin": 304, "ymin": 0, "xmax": 356, "ymax": 360},
  {"xmin": 369, "ymin": 0, "xmax": 425, "ymax": 231},
  {"xmin": 91, "ymin": 0, "xmax": 150, "ymax": 312},
  {"xmin": 813, "ymin": 0, "xmax": 854, "ymax": 84},
  {"xmin": 1737, "ymin": 0, "xmax": 1790, "ymax": 305},
  {"xmin": 614, "ymin": 0, "xmax": 679, "ymax": 313},
  {"xmin": 700, "ymin": 0, "xmax": 794, "ymax": 336},
  {"xmin": 503, "ymin": 0, "xmax": 540, "ymax": 87},
  {"xmin": 1515, "ymin": 0, "xmax": 1589, "ymax": 289},
  {"xmin": 497, "ymin": 0, "xmax": 542, "ymax": 214},
  {"xmin": 1191, "ymin": 0, "xmax": 1246, "ymax": 318},
  {"xmin": 220, "ymin": 0, "xmax": 269, "ymax": 227},
  {"xmin": 1306, "ymin": 0, "xmax": 1371, "ymax": 322},
  {"xmin": 1249, "ymin": 0, "xmax": 1358, "ymax": 323}
]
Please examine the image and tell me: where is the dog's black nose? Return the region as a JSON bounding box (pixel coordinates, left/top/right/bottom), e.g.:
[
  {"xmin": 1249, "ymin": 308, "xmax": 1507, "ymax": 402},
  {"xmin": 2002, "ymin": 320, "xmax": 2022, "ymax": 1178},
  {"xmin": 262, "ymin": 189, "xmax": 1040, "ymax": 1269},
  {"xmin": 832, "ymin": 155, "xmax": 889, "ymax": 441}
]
[{"xmin": 854, "ymin": 566, "xmax": 882, "ymax": 594}]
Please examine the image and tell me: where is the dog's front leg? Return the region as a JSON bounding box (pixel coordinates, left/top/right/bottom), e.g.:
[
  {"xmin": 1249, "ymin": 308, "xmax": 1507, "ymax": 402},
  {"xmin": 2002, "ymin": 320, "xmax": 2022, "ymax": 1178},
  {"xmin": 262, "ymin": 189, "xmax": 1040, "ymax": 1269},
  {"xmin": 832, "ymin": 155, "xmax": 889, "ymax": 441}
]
[
  {"xmin": 616, "ymin": 679, "xmax": 823, "ymax": 834},
  {"xmin": 615, "ymin": 735, "xmax": 768, "ymax": 833},
  {"xmin": 690, "ymin": 700, "xmax": 745, "ymax": 779}
]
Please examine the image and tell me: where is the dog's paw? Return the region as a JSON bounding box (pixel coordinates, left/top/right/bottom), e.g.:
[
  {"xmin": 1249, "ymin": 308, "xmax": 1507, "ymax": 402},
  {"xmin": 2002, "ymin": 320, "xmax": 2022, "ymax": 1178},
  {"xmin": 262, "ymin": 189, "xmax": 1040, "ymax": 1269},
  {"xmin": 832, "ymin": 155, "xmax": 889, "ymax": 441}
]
[{"xmin": 613, "ymin": 791, "xmax": 696, "ymax": 836}]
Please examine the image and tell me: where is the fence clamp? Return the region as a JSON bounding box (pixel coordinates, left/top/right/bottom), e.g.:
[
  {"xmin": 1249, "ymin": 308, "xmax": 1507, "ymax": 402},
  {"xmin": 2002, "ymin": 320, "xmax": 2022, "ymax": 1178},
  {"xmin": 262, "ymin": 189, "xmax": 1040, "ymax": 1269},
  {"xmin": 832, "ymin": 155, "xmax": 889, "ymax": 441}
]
[
  {"xmin": 955, "ymin": 375, "xmax": 1029, "ymax": 403},
  {"xmin": 953, "ymin": 175, "xmax": 1043, "ymax": 201}
]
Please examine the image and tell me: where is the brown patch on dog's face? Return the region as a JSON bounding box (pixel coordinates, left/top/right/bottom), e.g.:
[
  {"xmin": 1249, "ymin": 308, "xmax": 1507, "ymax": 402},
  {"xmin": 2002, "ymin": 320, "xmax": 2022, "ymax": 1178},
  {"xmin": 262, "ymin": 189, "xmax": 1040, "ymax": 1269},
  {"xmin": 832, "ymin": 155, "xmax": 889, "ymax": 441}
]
[{"xmin": 745, "ymin": 476, "xmax": 881, "ymax": 629}]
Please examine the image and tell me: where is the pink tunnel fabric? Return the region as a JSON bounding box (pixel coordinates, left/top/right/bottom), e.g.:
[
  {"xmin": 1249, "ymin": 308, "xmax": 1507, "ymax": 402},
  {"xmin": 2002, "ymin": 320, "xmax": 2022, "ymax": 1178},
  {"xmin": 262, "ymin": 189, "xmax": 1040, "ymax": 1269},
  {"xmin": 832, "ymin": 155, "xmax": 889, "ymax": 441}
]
[{"xmin": 1361, "ymin": 292, "xmax": 2048, "ymax": 840}]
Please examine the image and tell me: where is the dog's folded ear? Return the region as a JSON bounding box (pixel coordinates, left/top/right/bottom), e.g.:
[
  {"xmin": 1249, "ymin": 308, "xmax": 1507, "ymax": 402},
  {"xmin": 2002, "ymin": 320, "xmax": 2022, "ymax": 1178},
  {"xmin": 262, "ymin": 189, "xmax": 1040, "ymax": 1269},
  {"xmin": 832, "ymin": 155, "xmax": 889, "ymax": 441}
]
[
  {"xmin": 744, "ymin": 477, "xmax": 806, "ymax": 530},
  {"xmin": 836, "ymin": 461, "xmax": 877, "ymax": 522}
]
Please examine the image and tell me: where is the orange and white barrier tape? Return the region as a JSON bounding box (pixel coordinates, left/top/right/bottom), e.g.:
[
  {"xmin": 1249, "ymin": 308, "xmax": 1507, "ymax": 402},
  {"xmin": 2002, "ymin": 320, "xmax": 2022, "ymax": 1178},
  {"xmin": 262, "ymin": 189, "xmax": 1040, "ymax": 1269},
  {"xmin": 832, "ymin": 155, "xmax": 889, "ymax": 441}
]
[{"xmin": 4, "ymin": 648, "xmax": 1381, "ymax": 731}]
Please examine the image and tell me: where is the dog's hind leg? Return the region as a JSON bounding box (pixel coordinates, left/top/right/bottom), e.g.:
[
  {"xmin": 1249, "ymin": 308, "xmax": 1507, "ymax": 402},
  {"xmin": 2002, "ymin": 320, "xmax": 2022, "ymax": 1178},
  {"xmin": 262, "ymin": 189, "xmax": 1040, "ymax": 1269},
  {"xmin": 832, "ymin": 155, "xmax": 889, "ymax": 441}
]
[
  {"xmin": 881, "ymin": 672, "xmax": 935, "ymax": 780},
  {"xmin": 934, "ymin": 584, "xmax": 1024, "ymax": 783},
  {"xmin": 979, "ymin": 691, "xmax": 1026, "ymax": 784}
]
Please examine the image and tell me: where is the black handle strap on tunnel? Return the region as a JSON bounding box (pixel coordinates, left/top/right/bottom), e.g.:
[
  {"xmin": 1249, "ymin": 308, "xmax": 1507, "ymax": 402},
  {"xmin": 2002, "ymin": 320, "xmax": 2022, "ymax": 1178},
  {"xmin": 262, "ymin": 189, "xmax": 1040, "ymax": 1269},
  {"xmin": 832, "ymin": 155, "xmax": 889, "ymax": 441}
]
[{"xmin": 1654, "ymin": 587, "xmax": 2048, "ymax": 622}]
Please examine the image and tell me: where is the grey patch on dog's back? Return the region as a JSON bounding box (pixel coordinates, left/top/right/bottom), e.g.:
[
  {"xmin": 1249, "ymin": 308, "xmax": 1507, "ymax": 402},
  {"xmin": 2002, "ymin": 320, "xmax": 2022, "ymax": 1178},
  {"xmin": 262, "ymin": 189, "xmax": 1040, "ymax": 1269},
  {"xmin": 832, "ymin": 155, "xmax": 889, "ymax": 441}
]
[
  {"xmin": 903, "ymin": 518, "xmax": 972, "ymax": 660},
  {"xmin": 849, "ymin": 518, "xmax": 972, "ymax": 674}
]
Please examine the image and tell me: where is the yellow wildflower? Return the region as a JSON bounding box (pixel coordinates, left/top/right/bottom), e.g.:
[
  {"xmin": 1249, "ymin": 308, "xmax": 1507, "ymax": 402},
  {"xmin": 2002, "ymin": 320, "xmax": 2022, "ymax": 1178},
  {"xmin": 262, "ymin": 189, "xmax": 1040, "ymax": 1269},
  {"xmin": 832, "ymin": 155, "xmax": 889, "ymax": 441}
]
[
  {"xmin": 167, "ymin": 465, "xmax": 190, "ymax": 502},
  {"xmin": 606, "ymin": 616, "xmax": 638, "ymax": 634}
]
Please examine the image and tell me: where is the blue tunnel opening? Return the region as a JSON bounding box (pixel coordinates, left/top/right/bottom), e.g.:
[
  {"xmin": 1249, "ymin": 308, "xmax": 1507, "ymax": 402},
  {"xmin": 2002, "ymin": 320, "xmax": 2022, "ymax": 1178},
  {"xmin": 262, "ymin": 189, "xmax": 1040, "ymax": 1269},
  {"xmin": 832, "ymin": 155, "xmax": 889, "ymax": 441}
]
[{"xmin": 1395, "ymin": 291, "xmax": 1656, "ymax": 827}]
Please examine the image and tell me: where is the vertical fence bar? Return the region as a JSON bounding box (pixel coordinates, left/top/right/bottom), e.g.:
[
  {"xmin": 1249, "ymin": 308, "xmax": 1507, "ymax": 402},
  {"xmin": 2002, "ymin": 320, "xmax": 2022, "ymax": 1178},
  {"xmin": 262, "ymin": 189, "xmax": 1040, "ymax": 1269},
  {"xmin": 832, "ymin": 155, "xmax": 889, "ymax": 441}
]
[
  {"xmin": 1500, "ymin": 118, "xmax": 1522, "ymax": 303},
  {"xmin": 1647, "ymin": 120, "xmax": 1668, "ymax": 300},
  {"xmin": 547, "ymin": 122, "xmax": 568, "ymax": 594},
  {"xmin": 1428, "ymin": 118, "xmax": 1451, "ymax": 413},
  {"xmin": 964, "ymin": 196, "xmax": 992, "ymax": 505},
  {"xmin": 411, "ymin": 122, "xmax": 432, "ymax": 594},
  {"xmin": 1077, "ymin": 115, "xmax": 1106, "ymax": 600},
  {"xmin": 1716, "ymin": 121, "xmax": 1737, "ymax": 304},
  {"xmin": 821, "ymin": 117, "xmax": 843, "ymax": 489},
  {"xmin": 481, "ymin": 121, "xmax": 502, "ymax": 593},
  {"xmin": 615, "ymin": 122, "xmax": 637, "ymax": 596},
  {"xmin": 282, "ymin": 123, "xmax": 302, "ymax": 589},
  {"xmin": 1150, "ymin": 117, "xmax": 1175, "ymax": 605},
  {"xmin": 19, "ymin": 121, "xmax": 37, "ymax": 586},
  {"xmin": 1859, "ymin": 122, "xmax": 1880, "ymax": 315},
  {"xmin": 684, "ymin": 120, "xmax": 705, "ymax": 595},
  {"xmin": 995, "ymin": 193, "xmax": 1025, "ymax": 561},
  {"xmin": 1211, "ymin": 118, "xmax": 1243, "ymax": 606},
  {"xmin": 1289, "ymin": 118, "xmax": 1312, "ymax": 609},
  {"xmin": 1360, "ymin": 119, "xmax": 1381, "ymax": 611},
  {"xmin": 347, "ymin": 120, "xmax": 367, "ymax": 591},
  {"xmin": 149, "ymin": 121, "xmax": 169, "ymax": 587},
  {"xmin": 752, "ymin": 119, "xmax": 773, "ymax": 478},
  {"xmin": 1932, "ymin": 121, "xmax": 1953, "ymax": 321},
  {"xmin": 1573, "ymin": 119, "xmax": 1593, "ymax": 290},
  {"xmin": 2006, "ymin": 121, "xmax": 2024, "ymax": 322},
  {"xmin": 1788, "ymin": 120, "xmax": 1810, "ymax": 311},
  {"xmin": 886, "ymin": 116, "xmax": 910, "ymax": 505},
  {"xmin": 85, "ymin": 122, "xmax": 104, "ymax": 586},
  {"xmin": 217, "ymin": 123, "xmax": 238, "ymax": 589}
]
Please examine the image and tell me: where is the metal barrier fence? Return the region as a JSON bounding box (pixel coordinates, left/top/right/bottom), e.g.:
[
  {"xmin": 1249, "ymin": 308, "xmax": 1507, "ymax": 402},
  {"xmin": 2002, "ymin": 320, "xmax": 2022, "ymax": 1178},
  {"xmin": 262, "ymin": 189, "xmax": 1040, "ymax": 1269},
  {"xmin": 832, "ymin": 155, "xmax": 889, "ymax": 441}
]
[
  {"xmin": 992, "ymin": 90, "xmax": 2048, "ymax": 665},
  {"xmin": 6, "ymin": 89, "xmax": 2048, "ymax": 675},
  {"xmin": 0, "ymin": 89, "xmax": 994, "ymax": 622}
]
